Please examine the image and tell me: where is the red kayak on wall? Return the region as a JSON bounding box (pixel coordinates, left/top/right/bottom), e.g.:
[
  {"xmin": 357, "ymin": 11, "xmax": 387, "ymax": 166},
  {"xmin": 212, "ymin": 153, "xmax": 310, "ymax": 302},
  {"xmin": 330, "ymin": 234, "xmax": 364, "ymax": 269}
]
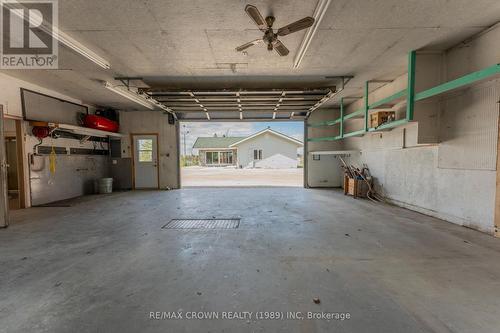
[{"xmin": 83, "ymin": 114, "xmax": 119, "ymax": 133}]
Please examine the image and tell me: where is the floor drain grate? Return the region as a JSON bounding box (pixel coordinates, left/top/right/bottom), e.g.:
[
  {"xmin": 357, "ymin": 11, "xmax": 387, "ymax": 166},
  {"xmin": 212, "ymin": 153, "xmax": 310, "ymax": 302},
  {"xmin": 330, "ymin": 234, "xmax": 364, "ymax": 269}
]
[{"xmin": 162, "ymin": 219, "xmax": 240, "ymax": 229}]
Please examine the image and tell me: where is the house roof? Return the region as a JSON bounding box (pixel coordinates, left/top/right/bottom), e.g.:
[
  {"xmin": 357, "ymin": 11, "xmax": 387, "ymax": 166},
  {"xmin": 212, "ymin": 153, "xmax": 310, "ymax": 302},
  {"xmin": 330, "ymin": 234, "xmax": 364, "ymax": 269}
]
[
  {"xmin": 193, "ymin": 128, "xmax": 303, "ymax": 149},
  {"xmin": 229, "ymin": 128, "xmax": 303, "ymax": 147},
  {"xmin": 193, "ymin": 136, "xmax": 244, "ymax": 149}
]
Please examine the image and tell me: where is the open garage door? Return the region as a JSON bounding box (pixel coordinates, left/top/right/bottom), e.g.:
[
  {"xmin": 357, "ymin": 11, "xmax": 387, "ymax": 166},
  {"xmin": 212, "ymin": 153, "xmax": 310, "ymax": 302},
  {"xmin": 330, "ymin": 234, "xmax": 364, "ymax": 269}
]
[
  {"xmin": 140, "ymin": 87, "xmax": 333, "ymax": 188},
  {"xmin": 180, "ymin": 122, "xmax": 304, "ymax": 187}
]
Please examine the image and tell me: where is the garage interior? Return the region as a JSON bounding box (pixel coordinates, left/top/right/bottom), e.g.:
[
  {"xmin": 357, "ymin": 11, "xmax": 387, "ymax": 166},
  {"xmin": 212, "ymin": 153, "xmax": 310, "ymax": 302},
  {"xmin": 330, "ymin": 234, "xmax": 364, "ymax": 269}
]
[{"xmin": 1, "ymin": 0, "xmax": 500, "ymax": 332}]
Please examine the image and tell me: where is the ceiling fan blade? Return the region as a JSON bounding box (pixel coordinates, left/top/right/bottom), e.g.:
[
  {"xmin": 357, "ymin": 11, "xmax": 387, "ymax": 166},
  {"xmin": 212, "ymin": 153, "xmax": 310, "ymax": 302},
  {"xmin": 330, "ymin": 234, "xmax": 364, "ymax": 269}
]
[
  {"xmin": 274, "ymin": 40, "xmax": 289, "ymax": 56},
  {"xmin": 245, "ymin": 5, "xmax": 268, "ymax": 32},
  {"xmin": 235, "ymin": 39, "xmax": 263, "ymax": 52},
  {"xmin": 277, "ymin": 17, "xmax": 315, "ymax": 36}
]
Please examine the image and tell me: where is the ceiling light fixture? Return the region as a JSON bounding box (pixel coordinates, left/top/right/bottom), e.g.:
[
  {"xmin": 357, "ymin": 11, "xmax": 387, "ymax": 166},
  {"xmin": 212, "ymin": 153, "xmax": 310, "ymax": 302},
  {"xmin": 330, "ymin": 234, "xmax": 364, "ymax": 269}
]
[
  {"xmin": 4, "ymin": 1, "xmax": 111, "ymax": 69},
  {"xmin": 55, "ymin": 30, "xmax": 111, "ymax": 69},
  {"xmin": 293, "ymin": 0, "xmax": 331, "ymax": 69},
  {"xmin": 103, "ymin": 82, "xmax": 154, "ymax": 110}
]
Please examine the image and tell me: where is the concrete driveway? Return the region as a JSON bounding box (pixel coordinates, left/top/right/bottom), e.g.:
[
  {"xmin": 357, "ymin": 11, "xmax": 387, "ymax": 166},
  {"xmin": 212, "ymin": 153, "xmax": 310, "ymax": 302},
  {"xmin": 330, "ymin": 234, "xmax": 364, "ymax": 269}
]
[{"xmin": 181, "ymin": 166, "xmax": 303, "ymax": 187}]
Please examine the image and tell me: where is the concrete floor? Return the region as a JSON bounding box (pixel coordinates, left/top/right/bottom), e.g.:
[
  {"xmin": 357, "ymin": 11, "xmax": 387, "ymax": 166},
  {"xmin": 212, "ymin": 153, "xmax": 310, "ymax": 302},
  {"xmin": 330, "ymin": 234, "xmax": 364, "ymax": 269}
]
[
  {"xmin": 181, "ymin": 166, "xmax": 303, "ymax": 187},
  {"xmin": 1, "ymin": 188, "xmax": 500, "ymax": 333}
]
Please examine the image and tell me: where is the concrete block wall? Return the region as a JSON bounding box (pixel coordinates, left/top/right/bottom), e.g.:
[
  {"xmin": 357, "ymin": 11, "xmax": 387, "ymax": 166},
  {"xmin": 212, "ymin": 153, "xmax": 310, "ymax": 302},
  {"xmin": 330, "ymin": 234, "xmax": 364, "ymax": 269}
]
[{"xmin": 338, "ymin": 25, "xmax": 500, "ymax": 234}]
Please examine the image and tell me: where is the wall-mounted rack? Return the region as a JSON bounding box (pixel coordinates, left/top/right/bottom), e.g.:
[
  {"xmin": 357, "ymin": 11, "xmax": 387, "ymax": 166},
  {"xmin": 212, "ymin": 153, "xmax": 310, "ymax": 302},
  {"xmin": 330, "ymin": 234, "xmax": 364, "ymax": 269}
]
[
  {"xmin": 29, "ymin": 121, "xmax": 123, "ymax": 143},
  {"xmin": 307, "ymin": 50, "xmax": 500, "ymax": 142},
  {"xmin": 308, "ymin": 150, "xmax": 359, "ymax": 157}
]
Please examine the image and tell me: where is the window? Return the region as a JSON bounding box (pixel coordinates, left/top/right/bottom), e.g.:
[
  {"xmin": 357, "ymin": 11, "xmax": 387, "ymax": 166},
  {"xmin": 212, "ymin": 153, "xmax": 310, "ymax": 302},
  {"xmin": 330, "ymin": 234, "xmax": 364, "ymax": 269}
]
[
  {"xmin": 138, "ymin": 139, "xmax": 153, "ymax": 162},
  {"xmin": 253, "ymin": 149, "xmax": 262, "ymax": 160},
  {"xmin": 206, "ymin": 151, "xmax": 234, "ymax": 164},
  {"xmin": 206, "ymin": 151, "xmax": 219, "ymax": 164},
  {"xmin": 220, "ymin": 151, "xmax": 233, "ymax": 164},
  {"xmin": 313, "ymin": 154, "xmax": 321, "ymax": 161}
]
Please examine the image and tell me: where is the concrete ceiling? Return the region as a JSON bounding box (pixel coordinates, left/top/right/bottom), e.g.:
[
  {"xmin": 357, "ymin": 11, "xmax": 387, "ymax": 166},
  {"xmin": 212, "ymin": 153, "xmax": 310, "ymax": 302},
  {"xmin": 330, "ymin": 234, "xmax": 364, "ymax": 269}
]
[{"xmin": 2, "ymin": 0, "xmax": 500, "ymax": 114}]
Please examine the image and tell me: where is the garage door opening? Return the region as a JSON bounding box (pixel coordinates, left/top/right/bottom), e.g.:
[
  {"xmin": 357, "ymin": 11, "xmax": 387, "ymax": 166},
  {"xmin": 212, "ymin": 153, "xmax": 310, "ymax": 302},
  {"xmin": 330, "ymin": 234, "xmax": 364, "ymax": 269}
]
[{"xmin": 180, "ymin": 121, "xmax": 304, "ymax": 187}]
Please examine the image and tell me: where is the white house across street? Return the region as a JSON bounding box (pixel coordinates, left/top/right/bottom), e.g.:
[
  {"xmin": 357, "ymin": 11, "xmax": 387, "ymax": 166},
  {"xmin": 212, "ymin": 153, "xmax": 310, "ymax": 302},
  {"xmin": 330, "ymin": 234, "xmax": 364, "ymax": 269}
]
[{"xmin": 193, "ymin": 128, "xmax": 303, "ymax": 169}]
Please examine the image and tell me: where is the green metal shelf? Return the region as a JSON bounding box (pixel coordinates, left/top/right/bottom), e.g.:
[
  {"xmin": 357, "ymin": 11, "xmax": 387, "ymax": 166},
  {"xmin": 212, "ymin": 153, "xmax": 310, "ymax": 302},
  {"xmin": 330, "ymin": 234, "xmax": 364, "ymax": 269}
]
[
  {"xmin": 344, "ymin": 108, "xmax": 365, "ymax": 120},
  {"xmin": 307, "ymin": 53, "xmax": 500, "ymax": 142},
  {"xmin": 367, "ymin": 119, "xmax": 408, "ymax": 132},
  {"xmin": 343, "ymin": 129, "xmax": 365, "ymax": 138},
  {"xmin": 307, "ymin": 135, "xmax": 342, "ymax": 142},
  {"xmin": 308, "ymin": 119, "xmax": 341, "ymax": 127},
  {"xmin": 368, "ymin": 89, "xmax": 406, "ymax": 109},
  {"xmin": 307, "ymin": 108, "xmax": 363, "ymax": 127},
  {"xmin": 415, "ymin": 63, "xmax": 500, "ymax": 101}
]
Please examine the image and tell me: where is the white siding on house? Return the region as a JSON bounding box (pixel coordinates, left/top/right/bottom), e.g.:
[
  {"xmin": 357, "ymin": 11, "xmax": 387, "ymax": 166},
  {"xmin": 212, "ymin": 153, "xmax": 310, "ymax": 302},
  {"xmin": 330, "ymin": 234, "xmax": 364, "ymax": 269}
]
[
  {"xmin": 235, "ymin": 132, "xmax": 300, "ymax": 168},
  {"xmin": 255, "ymin": 154, "xmax": 297, "ymax": 168}
]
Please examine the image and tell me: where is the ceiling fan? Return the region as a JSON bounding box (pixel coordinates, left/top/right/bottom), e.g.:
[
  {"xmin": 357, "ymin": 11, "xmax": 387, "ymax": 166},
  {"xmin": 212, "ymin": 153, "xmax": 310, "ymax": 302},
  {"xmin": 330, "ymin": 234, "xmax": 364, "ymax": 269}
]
[{"xmin": 236, "ymin": 4, "xmax": 315, "ymax": 56}]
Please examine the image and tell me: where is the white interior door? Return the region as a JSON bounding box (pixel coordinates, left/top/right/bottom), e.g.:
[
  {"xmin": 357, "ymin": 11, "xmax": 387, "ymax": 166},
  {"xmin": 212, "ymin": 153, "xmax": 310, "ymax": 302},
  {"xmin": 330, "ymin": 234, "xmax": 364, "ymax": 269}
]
[
  {"xmin": 133, "ymin": 135, "xmax": 159, "ymax": 189},
  {"xmin": 0, "ymin": 106, "xmax": 9, "ymax": 227}
]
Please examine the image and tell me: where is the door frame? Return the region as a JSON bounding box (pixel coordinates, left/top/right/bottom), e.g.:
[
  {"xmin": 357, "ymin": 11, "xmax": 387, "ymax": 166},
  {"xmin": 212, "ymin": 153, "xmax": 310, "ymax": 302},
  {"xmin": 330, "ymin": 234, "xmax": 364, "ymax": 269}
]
[
  {"xmin": 4, "ymin": 136, "xmax": 19, "ymax": 210},
  {"xmin": 3, "ymin": 119, "xmax": 26, "ymax": 209},
  {"xmin": 0, "ymin": 105, "xmax": 9, "ymax": 227},
  {"xmin": 14, "ymin": 120, "xmax": 26, "ymax": 208},
  {"xmin": 0, "ymin": 115, "xmax": 26, "ymax": 209},
  {"xmin": 131, "ymin": 133, "xmax": 160, "ymax": 190},
  {"xmin": 494, "ymin": 103, "xmax": 500, "ymax": 238}
]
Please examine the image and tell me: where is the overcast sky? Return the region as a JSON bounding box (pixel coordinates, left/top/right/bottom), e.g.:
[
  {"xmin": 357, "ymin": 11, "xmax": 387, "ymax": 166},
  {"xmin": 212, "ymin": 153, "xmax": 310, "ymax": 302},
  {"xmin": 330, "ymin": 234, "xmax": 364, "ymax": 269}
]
[{"xmin": 180, "ymin": 121, "xmax": 304, "ymax": 156}]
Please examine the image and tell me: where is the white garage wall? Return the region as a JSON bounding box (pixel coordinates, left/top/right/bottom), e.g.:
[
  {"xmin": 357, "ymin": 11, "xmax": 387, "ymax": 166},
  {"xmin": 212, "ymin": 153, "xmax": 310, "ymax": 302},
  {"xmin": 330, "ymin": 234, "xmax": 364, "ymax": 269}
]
[
  {"xmin": 0, "ymin": 72, "xmax": 106, "ymax": 207},
  {"xmin": 306, "ymin": 109, "xmax": 344, "ymax": 187},
  {"xmin": 353, "ymin": 145, "xmax": 496, "ymax": 232},
  {"xmin": 119, "ymin": 111, "xmax": 180, "ymax": 189},
  {"xmin": 0, "ymin": 73, "xmax": 81, "ymax": 118},
  {"xmin": 339, "ymin": 25, "xmax": 500, "ymax": 234},
  {"xmin": 438, "ymin": 82, "xmax": 499, "ymax": 170}
]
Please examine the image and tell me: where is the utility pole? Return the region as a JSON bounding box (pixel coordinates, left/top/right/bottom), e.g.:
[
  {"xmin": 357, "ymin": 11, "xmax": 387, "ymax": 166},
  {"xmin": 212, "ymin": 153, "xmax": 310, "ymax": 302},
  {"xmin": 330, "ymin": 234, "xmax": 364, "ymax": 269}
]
[
  {"xmin": 182, "ymin": 125, "xmax": 187, "ymax": 157},
  {"xmin": 182, "ymin": 125, "xmax": 190, "ymax": 160}
]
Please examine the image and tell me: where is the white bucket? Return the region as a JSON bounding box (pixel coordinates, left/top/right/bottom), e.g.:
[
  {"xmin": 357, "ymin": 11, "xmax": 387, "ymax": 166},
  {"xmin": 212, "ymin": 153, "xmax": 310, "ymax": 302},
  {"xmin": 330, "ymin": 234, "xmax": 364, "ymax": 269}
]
[{"xmin": 98, "ymin": 178, "xmax": 113, "ymax": 194}]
